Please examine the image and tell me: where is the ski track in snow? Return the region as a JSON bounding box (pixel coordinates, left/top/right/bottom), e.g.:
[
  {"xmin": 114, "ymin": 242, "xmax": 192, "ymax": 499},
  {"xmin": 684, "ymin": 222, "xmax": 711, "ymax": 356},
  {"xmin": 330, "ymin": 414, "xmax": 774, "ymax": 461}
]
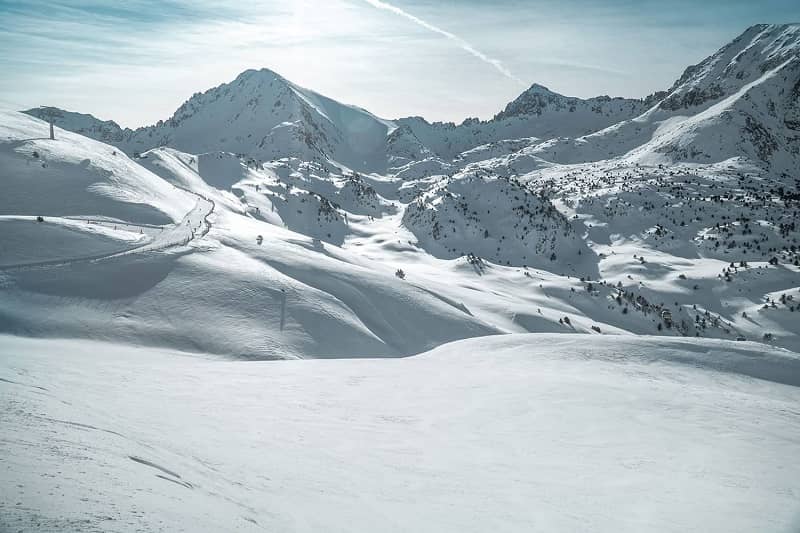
[{"xmin": 0, "ymin": 191, "xmax": 214, "ymax": 272}]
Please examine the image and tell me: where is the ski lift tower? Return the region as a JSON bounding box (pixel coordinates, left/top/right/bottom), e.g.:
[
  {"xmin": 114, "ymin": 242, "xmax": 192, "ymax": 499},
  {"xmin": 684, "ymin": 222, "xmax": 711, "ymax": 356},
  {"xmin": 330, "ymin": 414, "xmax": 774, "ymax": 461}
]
[{"xmin": 39, "ymin": 106, "xmax": 57, "ymax": 140}]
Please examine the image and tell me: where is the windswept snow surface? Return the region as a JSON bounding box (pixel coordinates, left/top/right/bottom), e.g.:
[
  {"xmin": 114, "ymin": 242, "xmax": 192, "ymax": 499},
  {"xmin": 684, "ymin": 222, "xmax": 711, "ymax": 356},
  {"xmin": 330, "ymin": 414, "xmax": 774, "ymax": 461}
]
[{"xmin": 1, "ymin": 334, "xmax": 799, "ymax": 532}]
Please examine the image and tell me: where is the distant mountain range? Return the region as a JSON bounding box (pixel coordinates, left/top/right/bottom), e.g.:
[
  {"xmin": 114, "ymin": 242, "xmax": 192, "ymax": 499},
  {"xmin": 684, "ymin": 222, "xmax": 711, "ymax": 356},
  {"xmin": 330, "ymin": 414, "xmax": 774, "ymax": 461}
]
[{"xmin": 27, "ymin": 24, "xmax": 800, "ymax": 179}]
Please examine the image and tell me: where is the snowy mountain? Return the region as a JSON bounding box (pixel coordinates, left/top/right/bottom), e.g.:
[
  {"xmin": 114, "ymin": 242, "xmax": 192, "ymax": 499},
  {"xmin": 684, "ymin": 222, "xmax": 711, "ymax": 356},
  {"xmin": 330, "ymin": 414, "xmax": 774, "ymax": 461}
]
[
  {"xmin": 23, "ymin": 75, "xmax": 648, "ymax": 171},
  {"xmin": 634, "ymin": 24, "xmax": 800, "ymax": 174},
  {"xmin": 394, "ymin": 86, "xmax": 648, "ymax": 161},
  {"xmin": 659, "ymin": 24, "xmax": 800, "ymax": 113},
  {"xmin": 30, "ymin": 69, "xmax": 397, "ymax": 173},
  {"xmin": 24, "ymin": 25, "xmax": 800, "ymax": 178},
  {"xmin": 527, "ymin": 24, "xmax": 800, "ymax": 173},
  {"xmin": 6, "ymin": 24, "xmax": 799, "ymax": 354},
  {"xmin": 4, "ymin": 22, "xmax": 800, "ymax": 533}
]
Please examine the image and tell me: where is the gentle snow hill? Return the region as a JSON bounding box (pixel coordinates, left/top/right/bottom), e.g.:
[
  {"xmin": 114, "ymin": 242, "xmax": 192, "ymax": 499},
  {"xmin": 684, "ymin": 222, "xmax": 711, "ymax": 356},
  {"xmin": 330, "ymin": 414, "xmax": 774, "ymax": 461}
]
[
  {"xmin": 0, "ymin": 110, "xmax": 211, "ymax": 270},
  {"xmin": 135, "ymin": 147, "xmax": 247, "ymax": 213},
  {"xmin": 0, "ymin": 110, "xmax": 194, "ymax": 224},
  {"xmin": 0, "ymin": 209, "xmax": 499, "ymax": 358},
  {"xmin": 1, "ymin": 333, "xmax": 799, "ymax": 532},
  {"xmin": 0, "ymin": 217, "xmax": 147, "ymax": 268}
]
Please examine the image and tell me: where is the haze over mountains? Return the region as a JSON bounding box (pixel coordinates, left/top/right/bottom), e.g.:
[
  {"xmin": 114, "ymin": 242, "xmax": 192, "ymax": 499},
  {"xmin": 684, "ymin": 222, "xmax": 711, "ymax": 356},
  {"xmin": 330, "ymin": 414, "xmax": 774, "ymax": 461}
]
[{"xmin": 2, "ymin": 23, "xmax": 800, "ymax": 532}]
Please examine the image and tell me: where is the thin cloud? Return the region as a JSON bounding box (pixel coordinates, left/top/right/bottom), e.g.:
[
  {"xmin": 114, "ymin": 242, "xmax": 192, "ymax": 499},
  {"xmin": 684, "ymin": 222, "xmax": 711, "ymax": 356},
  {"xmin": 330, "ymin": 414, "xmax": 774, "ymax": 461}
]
[{"xmin": 360, "ymin": 0, "xmax": 524, "ymax": 85}]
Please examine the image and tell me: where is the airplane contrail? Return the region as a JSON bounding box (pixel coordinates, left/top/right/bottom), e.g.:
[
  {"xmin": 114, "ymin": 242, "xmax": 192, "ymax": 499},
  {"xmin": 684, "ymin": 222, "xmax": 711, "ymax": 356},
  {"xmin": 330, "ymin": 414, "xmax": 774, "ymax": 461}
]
[{"xmin": 361, "ymin": 0, "xmax": 524, "ymax": 85}]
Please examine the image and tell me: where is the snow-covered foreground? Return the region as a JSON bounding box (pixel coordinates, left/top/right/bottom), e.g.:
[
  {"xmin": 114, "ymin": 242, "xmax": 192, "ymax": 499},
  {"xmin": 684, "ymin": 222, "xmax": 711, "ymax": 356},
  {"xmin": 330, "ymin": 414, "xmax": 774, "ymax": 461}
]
[{"xmin": 2, "ymin": 333, "xmax": 799, "ymax": 532}]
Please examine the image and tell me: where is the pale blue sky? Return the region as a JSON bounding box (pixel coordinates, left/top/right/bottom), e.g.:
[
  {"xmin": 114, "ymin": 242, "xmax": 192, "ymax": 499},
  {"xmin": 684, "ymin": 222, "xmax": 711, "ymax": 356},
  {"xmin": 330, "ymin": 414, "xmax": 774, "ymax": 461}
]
[{"xmin": 1, "ymin": 0, "xmax": 798, "ymax": 127}]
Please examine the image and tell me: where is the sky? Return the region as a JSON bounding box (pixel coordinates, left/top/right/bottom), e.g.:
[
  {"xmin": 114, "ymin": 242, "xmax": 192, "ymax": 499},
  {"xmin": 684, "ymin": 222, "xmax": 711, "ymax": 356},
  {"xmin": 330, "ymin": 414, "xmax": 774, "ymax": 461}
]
[{"xmin": 1, "ymin": 0, "xmax": 798, "ymax": 127}]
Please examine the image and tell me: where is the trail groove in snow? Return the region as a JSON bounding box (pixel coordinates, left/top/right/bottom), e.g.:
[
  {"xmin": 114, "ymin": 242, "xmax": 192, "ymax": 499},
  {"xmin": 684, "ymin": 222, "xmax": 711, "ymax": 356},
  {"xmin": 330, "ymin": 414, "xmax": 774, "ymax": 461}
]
[{"xmin": 0, "ymin": 193, "xmax": 214, "ymax": 272}]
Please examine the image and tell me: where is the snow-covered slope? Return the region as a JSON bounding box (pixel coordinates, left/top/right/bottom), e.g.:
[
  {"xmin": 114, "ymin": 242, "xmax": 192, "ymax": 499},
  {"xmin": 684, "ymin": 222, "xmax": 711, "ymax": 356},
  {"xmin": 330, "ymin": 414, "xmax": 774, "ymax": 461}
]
[
  {"xmin": 0, "ymin": 110, "xmax": 194, "ymax": 224},
  {"xmin": 627, "ymin": 48, "xmax": 800, "ymax": 174},
  {"xmin": 25, "ymin": 106, "xmax": 130, "ymax": 146},
  {"xmin": 30, "ymin": 69, "xmax": 397, "ymax": 173},
  {"xmin": 403, "ymin": 170, "xmax": 593, "ymax": 271},
  {"xmin": 658, "ymin": 24, "xmax": 800, "ymax": 113},
  {"xmin": 2, "ymin": 333, "xmax": 799, "ymax": 532},
  {"xmin": 0, "ymin": 110, "xmax": 503, "ymax": 358},
  {"xmin": 527, "ymin": 24, "xmax": 800, "ymax": 173}
]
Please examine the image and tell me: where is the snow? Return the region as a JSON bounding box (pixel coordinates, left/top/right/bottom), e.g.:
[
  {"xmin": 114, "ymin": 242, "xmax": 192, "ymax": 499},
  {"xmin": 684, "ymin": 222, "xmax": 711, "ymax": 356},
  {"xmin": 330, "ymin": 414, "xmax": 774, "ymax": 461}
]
[
  {"xmin": 0, "ymin": 217, "xmax": 145, "ymax": 267},
  {"xmin": 3, "ymin": 23, "xmax": 800, "ymax": 530},
  {"xmin": 0, "ymin": 110, "xmax": 195, "ymax": 224},
  {"xmin": 5, "ymin": 85, "xmax": 800, "ymax": 354},
  {"xmin": 2, "ymin": 333, "xmax": 799, "ymax": 532},
  {"xmin": 403, "ymin": 171, "xmax": 593, "ymax": 271}
]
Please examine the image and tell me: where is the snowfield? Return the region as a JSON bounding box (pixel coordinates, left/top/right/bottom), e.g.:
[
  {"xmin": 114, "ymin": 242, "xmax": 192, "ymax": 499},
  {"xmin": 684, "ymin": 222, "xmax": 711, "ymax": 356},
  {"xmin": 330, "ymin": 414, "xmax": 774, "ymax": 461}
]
[
  {"xmin": 2, "ymin": 334, "xmax": 799, "ymax": 533},
  {"xmin": 2, "ymin": 23, "xmax": 800, "ymax": 532}
]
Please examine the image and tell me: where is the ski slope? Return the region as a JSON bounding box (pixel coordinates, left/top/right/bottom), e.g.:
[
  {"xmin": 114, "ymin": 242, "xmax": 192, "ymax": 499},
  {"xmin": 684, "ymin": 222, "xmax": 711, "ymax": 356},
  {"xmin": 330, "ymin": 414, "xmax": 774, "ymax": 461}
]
[{"xmin": 0, "ymin": 109, "xmax": 215, "ymax": 270}]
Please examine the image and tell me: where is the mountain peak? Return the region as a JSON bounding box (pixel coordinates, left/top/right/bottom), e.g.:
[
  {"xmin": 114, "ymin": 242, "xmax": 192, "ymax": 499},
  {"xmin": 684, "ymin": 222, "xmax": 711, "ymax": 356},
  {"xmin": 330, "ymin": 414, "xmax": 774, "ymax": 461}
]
[
  {"xmin": 493, "ymin": 84, "xmax": 569, "ymax": 120},
  {"xmin": 234, "ymin": 67, "xmax": 288, "ymax": 85},
  {"xmin": 524, "ymin": 83, "xmax": 555, "ymax": 95},
  {"xmin": 492, "ymin": 81, "xmax": 642, "ymax": 122},
  {"xmin": 659, "ymin": 22, "xmax": 800, "ymax": 112}
]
